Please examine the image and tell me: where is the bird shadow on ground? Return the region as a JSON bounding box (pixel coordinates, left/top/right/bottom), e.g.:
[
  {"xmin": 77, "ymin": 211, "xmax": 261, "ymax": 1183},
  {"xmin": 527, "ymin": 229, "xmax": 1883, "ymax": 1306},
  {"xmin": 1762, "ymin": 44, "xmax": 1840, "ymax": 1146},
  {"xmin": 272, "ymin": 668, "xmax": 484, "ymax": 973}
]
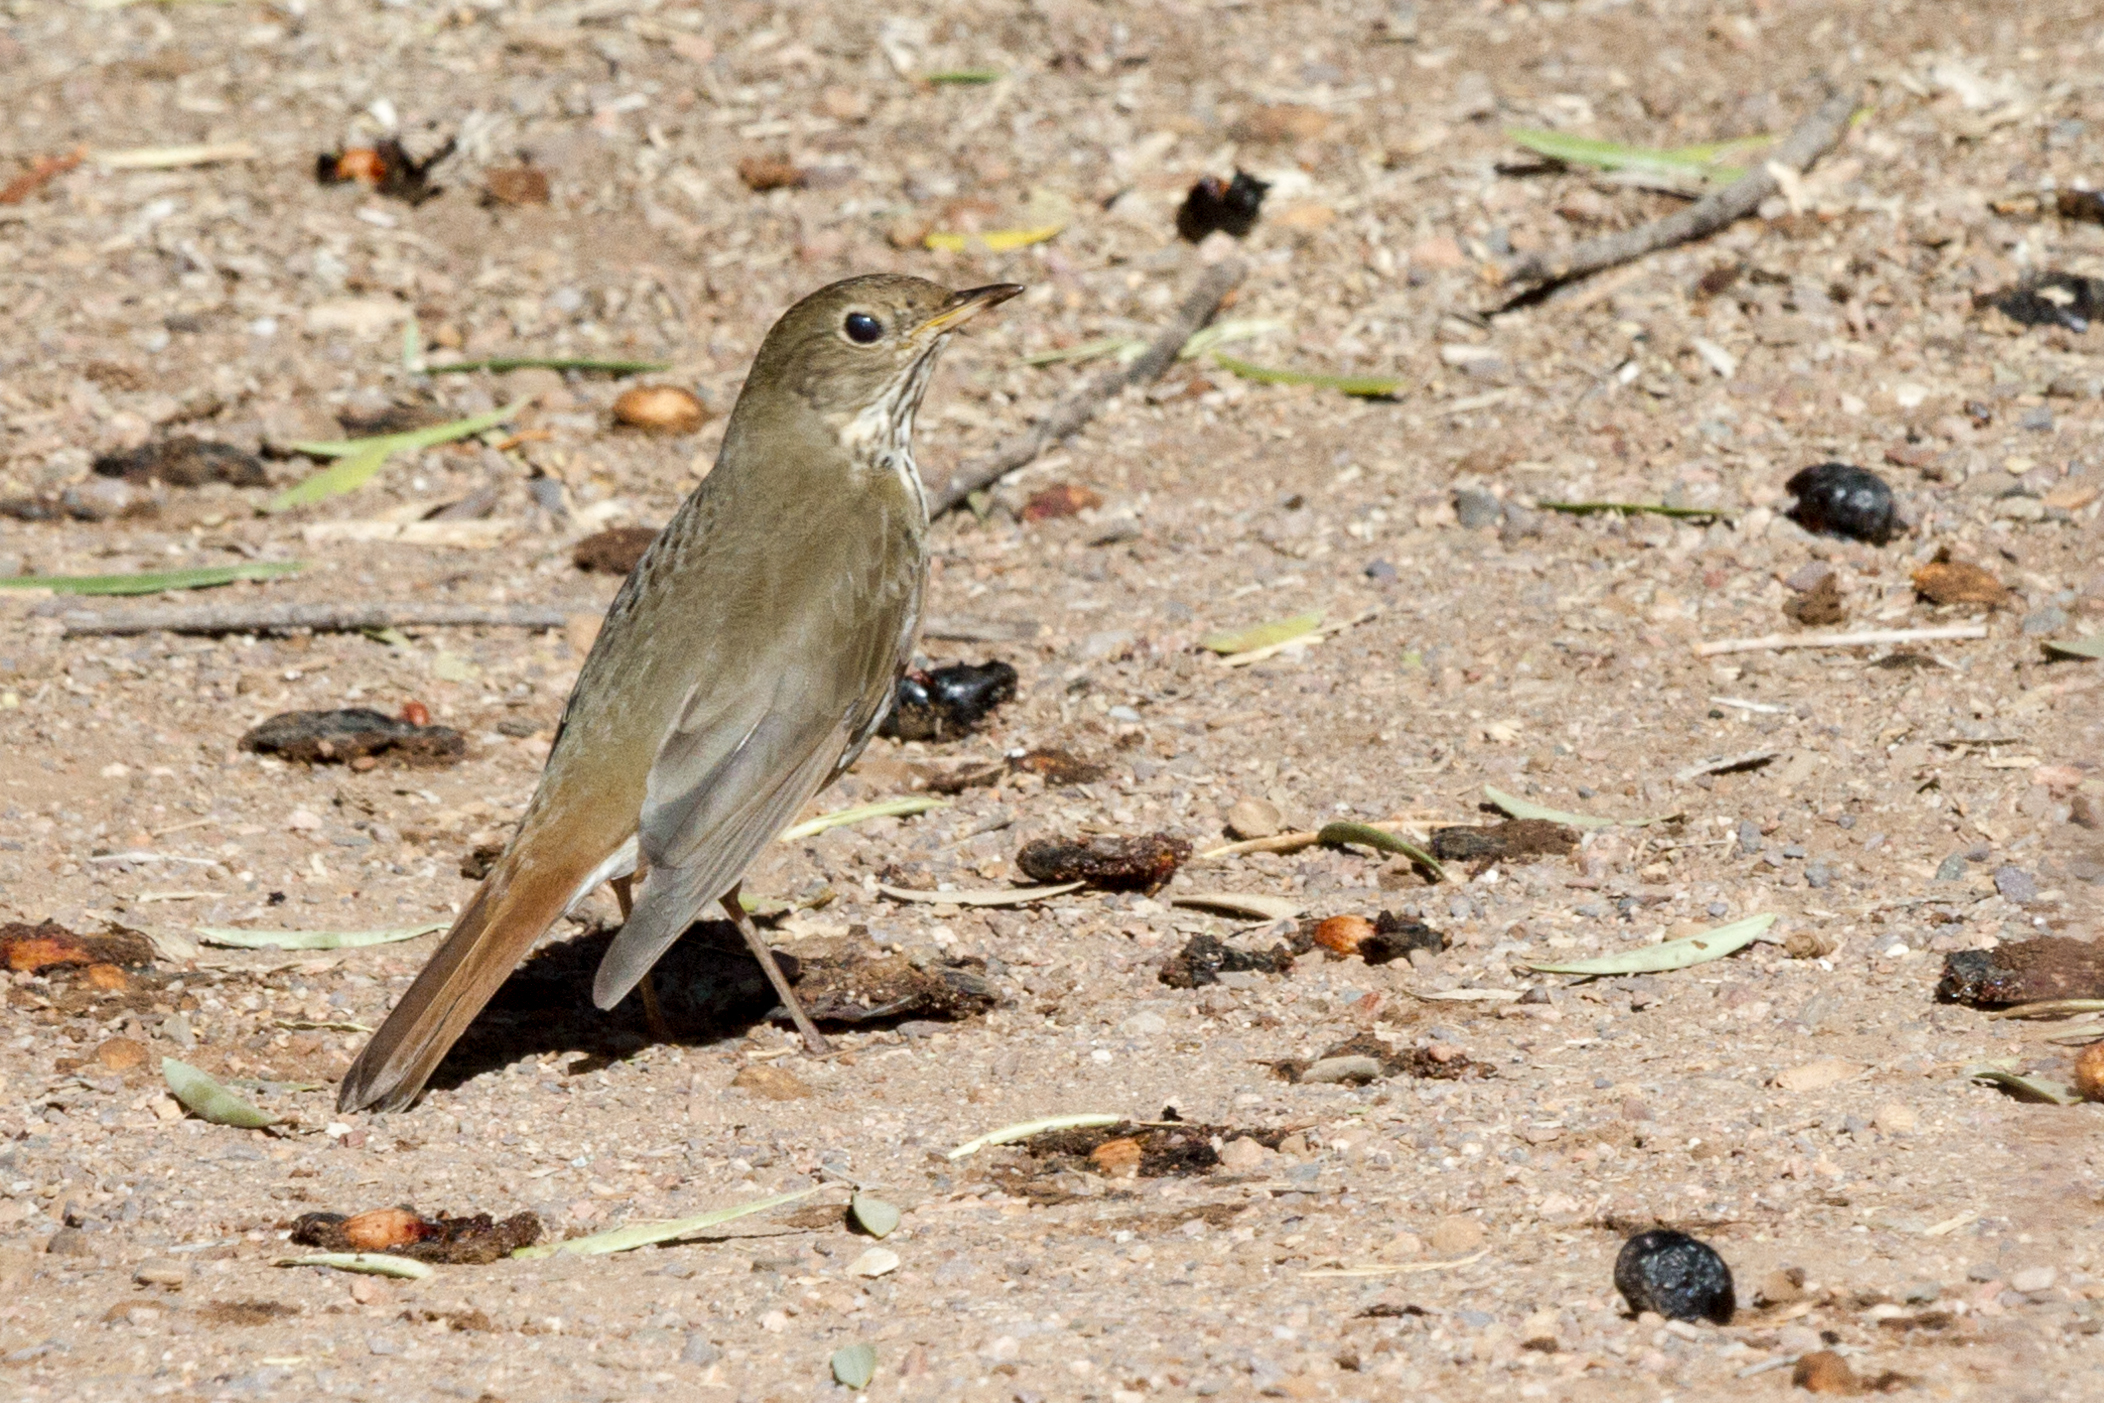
[{"xmin": 425, "ymin": 920, "xmax": 783, "ymax": 1094}]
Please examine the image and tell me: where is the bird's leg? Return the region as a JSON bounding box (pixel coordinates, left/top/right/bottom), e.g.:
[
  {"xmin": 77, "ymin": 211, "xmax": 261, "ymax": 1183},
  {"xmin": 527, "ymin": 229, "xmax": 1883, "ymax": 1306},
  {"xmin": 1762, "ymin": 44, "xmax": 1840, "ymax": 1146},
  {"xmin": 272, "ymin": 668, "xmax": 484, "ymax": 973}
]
[
  {"xmin": 722, "ymin": 884, "xmax": 831, "ymax": 1055},
  {"xmin": 611, "ymin": 875, "xmax": 672, "ymax": 1043}
]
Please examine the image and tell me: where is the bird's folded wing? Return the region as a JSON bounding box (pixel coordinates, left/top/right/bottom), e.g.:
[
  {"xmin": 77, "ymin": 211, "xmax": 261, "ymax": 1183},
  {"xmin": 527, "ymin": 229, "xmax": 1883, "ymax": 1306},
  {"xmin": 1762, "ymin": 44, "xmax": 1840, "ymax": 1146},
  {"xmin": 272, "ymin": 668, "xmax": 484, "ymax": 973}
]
[{"xmin": 588, "ymin": 601, "xmax": 906, "ymax": 1009}]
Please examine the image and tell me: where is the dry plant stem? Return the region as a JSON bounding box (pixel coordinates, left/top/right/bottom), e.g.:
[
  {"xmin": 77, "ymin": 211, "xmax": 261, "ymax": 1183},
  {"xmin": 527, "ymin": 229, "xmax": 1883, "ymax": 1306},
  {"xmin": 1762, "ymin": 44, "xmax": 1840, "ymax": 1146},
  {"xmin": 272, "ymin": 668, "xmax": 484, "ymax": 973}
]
[
  {"xmin": 44, "ymin": 601, "xmax": 571, "ymax": 637},
  {"xmin": 1693, "ymin": 623, "xmax": 1988, "ymax": 658},
  {"xmin": 929, "ymin": 257, "xmax": 1246, "ymax": 517},
  {"xmin": 723, "ymin": 885, "xmax": 831, "ymax": 1056},
  {"xmin": 1498, "ymin": 84, "xmax": 1857, "ymax": 293}
]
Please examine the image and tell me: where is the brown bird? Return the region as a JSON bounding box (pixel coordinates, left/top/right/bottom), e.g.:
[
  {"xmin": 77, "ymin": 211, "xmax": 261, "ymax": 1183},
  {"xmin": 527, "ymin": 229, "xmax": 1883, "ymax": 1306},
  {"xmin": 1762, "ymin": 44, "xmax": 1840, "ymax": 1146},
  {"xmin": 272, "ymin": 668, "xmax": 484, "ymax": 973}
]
[{"xmin": 338, "ymin": 274, "xmax": 1022, "ymax": 1113}]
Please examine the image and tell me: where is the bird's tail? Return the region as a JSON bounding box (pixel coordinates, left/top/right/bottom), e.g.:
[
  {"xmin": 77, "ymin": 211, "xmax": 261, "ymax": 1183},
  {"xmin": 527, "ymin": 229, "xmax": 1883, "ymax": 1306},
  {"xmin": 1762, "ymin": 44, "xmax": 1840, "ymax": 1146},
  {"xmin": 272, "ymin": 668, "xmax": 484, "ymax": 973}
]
[{"xmin": 337, "ymin": 835, "xmax": 600, "ymax": 1113}]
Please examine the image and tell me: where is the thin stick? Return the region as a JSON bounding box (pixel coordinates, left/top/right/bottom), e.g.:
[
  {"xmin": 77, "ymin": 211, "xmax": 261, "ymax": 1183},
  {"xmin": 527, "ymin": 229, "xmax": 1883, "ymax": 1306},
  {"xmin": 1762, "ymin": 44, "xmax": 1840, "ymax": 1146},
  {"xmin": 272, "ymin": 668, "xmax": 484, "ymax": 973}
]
[
  {"xmin": 42, "ymin": 601, "xmax": 572, "ymax": 637},
  {"xmin": 929, "ymin": 257, "xmax": 1246, "ymax": 517},
  {"xmin": 1497, "ymin": 84, "xmax": 1857, "ymax": 293},
  {"xmin": 1693, "ymin": 624, "xmax": 1988, "ymax": 658},
  {"xmin": 722, "ymin": 886, "xmax": 831, "ymax": 1056}
]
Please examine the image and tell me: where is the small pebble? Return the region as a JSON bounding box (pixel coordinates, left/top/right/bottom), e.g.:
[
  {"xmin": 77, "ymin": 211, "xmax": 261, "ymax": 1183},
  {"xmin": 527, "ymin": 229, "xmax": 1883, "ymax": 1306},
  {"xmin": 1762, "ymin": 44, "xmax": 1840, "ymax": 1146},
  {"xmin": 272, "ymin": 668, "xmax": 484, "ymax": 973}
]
[
  {"xmin": 132, "ymin": 1258, "xmax": 189, "ymax": 1288},
  {"xmin": 1793, "ymin": 1350, "xmax": 1857, "ymax": 1394},
  {"xmin": 1453, "ymin": 487, "xmax": 1502, "ymax": 530},
  {"xmin": 1935, "ymin": 854, "xmax": 1969, "ymax": 882},
  {"xmin": 1612, "ymin": 1230, "xmax": 1734, "ymax": 1324},
  {"xmin": 1224, "ymin": 796, "xmax": 1284, "ymax": 840},
  {"xmin": 2011, "ymin": 1265, "xmax": 2057, "ymax": 1293},
  {"xmin": 1994, "ymin": 866, "xmax": 2038, "ymax": 904}
]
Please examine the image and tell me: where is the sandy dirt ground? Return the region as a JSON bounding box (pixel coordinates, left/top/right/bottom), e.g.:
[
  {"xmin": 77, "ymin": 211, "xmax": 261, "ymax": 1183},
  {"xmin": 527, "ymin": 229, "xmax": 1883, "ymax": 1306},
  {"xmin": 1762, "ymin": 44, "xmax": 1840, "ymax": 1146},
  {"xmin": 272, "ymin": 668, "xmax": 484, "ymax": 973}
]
[{"xmin": 3, "ymin": 0, "xmax": 2104, "ymax": 1399}]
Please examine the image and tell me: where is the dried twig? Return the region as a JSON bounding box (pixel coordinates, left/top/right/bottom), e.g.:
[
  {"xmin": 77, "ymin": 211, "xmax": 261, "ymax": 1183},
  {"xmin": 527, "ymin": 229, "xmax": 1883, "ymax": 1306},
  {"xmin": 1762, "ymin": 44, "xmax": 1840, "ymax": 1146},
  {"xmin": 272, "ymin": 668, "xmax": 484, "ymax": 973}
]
[
  {"xmin": 1497, "ymin": 84, "xmax": 1857, "ymax": 294},
  {"xmin": 1693, "ymin": 624, "xmax": 1988, "ymax": 659},
  {"xmin": 929, "ymin": 257, "xmax": 1246, "ymax": 517},
  {"xmin": 42, "ymin": 601, "xmax": 573, "ymax": 638}
]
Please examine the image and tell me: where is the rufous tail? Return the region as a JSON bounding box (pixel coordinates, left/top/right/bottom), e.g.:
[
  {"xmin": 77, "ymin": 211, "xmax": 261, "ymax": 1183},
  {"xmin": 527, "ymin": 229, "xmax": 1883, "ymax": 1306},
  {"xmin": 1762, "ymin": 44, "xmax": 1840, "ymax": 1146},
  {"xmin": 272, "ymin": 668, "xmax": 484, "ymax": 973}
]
[{"xmin": 336, "ymin": 841, "xmax": 594, "ymax": 1113}]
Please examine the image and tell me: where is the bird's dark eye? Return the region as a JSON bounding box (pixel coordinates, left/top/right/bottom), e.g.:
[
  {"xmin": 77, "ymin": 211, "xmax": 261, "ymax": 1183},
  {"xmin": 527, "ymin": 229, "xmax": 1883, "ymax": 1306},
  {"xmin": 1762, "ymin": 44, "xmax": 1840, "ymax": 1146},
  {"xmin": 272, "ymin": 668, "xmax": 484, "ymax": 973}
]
[{"xmin": 843, "ymin": 312, "xmax": 883, "ymax": 344}]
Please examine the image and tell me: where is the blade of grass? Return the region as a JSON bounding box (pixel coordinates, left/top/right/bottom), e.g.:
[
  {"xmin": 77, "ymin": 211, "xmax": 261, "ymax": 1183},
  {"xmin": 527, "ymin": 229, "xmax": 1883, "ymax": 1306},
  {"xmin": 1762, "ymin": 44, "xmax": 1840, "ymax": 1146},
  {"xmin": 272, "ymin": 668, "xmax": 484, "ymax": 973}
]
[
  {"xmin": 778, "ymin": 796, "xmax": 948, "ymax": 842},
  {"xmin": 513, "ymin": 1186, "xmax": 823, "ymax": 1258},
  {"xmin": 876, "ymin": 881, "xmax": 1084, "ymax": 907},
  {"xmin": 1206, "ymin": 353, "xmax": 1404, "ymax": 398},
  {"xmin": 1538, "ymin": 500, "xmax": 1733, "ymax": 521},
  {"xmin": 1177, "ymin": 317, "xmax": 1290, "ymax": 360},
  {"xmin": 0, "ymin": 561, "xmax": 302, "ymax": 596},
  {"xmin": 1989, "ymin": 999, "xmax": 2104, "ymax": 1020},
  {"xmin": 947, "ymin": 1113, "xmax": 1122, "ymax": 1160},
  {"xmin": 1200, "ymin": 611, "xmax": 1323, "ymax": 655},
  {"xmin": 195, "ymin": 921, "xmax": 445, "ymax": 951},
  {"xmin": 1482, "ymin": 784, "xmax": 1680, "ymax": 831},
  {"xmin": 1504, "ymin": 127, "xmax": 1763, "ymax": 181},
  {"xmin": 423, "ymin": 356, "xmax": 672, "ymax": 376},
  {"xmin": 284, "ymin": 401, "xmax": 528, "ymax": 459},
  {"xmin": 272, "ymin": 402, "xmax": 524, "ymax": 512},
  {"xmin": 1967, "ymin": 1066, "xmax": 2082, "ymax": 1105},
  {"xmin": 1524, "ymin": 913, "xmax": 1777, "ymax": 977},
  {"xmin": 925, "ymin": 222, "xmax": 1064, "ymax": 253},
  {"xmin": 2043, "ymin": 635, "xmax": 2104, "ymax": 660},
  {"xmin": 161, "ymin": 1057, "xmax": 276, "ymax": 1128},
  {"xmin": 1022, "ymin": 335, "xmax": 1147, "ymax": 367},
  {"xmin": 275, "ymin": 1253, "xmax": 433, "ymax": 1279},
  {"xmin": 1316, "ymin": 821, "xmax": 1447, "ymax": 883},
  {"xmin": 923, "ymin": 69, "xmax": 1002, "ymax": 84}
]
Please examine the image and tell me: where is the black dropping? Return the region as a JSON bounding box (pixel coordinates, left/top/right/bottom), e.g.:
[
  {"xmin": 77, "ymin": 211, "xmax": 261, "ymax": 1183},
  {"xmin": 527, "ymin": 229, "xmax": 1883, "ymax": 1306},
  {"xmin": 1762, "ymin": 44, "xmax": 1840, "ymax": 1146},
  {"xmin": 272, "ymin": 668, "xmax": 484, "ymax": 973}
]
[
  {"xmin": 1785, "ymin": 462, "xmax": 1897, "ymax": 545},
  {"xmin": 1360, "ymin": 911, "xmax": 1445, "ymax": 965},
  {"xmin": 881, "ymin": 661, "xmax": 1019, "ymax": 742},
  {"xmin": 1980, "ymin": 272, "xmax": 2104, "ymax": 332},
  {"xmin": 1613, "ymin": 1230, "xmax": 1736, "ymax": 1325},
  {"xmin": 1176, "ymin": 169, "xmax": 1270, "ymax": 242}
]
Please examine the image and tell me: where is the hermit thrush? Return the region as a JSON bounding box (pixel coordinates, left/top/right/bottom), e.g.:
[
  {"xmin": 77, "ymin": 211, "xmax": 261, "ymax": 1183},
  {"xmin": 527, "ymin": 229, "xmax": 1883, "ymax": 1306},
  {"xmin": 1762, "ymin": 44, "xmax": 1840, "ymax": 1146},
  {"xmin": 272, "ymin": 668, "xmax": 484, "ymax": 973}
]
[{"xmin": 339, "ymin": 275, "xmax": 1022, "ymax": 1112}]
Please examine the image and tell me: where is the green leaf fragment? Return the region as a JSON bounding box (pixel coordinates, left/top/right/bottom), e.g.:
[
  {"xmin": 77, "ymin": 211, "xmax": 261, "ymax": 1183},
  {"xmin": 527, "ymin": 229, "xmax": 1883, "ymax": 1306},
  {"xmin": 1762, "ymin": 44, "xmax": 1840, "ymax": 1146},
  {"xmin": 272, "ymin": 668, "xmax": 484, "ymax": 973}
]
[
  {"xmin": 923, "ymin": 69, "xmax": 1002, "ymax": 84},
  {"xmin": 1503, "ymin": 126, "xmax": 1767, "ymax": 181},
  {"xmin": 831, "ymin": 1343, "xmax": 878, "ymax": 1390},
  {"xmin": 0, "ymin": 561, "xmax": 302, "ymax": 596},
  {"xmin": 777, "ymin": 796, "xmax": 948, "ymax": 842},
  {"xmin": 1206, "ymin": 353, "xmax": 1404, "ymax": 398},
  {"xmin": 1537, "ymin": 500, "xmax": 1732, "ymax": 522},
  {"xmin": 1967, "ymin": 1066, "xmax": 2083, "ymax": 1105},
  {"xmin": 195, "ymin": 922, "xmax": 445, "ymax": 951},
  {"xmin": 271, "ymin": 402, "xmax": 527, "ymax": 512},
  {"xmin": 275, "ymin": 1253, "xmax": 433, "ymax": 1279},
  {"xmin": 850, "ymin": 1192, "xmax": 901, "ymax": 1240},
  {"xmin": 511, "ymin": 1186, "xmax": 822, "ymax": 1258},
  {"xmin": 1524, "ymin": 913, "xmax": 1777, "ymax": 977},
  {"xmin": 161, "ymin": 1057, "xmax": 276, "ymax": 1128},
  {"xmin": 947, "ymin": 1113, "xmax": 1122, "ymax": 1161},
  {"xmin": 2044, "ymin": 635, "xmax": 2104, "ymax": 660},
  {"xmin": 1482, "ymin": 784, "xmax": 1678, "ymax": 832},
  {"xmin": 1315, "ymin": 822, "xmax": 1448, "ymax": 883},
  {"xmin": 1199, "ymin": 611, "xmax": 1323, "ymax": 655}
]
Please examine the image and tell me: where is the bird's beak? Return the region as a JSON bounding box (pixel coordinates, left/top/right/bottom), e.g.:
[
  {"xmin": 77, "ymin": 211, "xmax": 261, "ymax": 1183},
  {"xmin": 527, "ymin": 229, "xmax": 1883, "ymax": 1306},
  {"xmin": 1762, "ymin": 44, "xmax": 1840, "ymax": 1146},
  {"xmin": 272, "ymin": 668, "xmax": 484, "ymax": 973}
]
[{"xmin": 916, "ymin": 283, "xmax": 1025, "ymax": 337}]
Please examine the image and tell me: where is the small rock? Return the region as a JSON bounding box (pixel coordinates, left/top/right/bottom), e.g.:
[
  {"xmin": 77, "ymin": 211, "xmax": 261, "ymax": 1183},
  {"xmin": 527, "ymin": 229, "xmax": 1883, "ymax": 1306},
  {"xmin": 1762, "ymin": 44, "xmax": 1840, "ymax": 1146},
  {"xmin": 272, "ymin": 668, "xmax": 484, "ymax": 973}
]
[
  {"xmin": 1428, "ymin": 1215, "xmax": 1486, "ymax": 1256},
  {"xmin": 93, "ymin": 1036, "xmax": 148, "ymax": 1072},
  {"xmin": 1453, "ymin": 487, "xmax": 1502, "ymax": 529},
  {"xmin": 1300, "ymin": 1055, "xmax": 1384, "ymax": 1085},
  {"xmin": 45, "ymin": 1227, "xmax": 92, "ymax": 1257},
  {"xmin": 1613, "ymin": 1229, "xmax": 1735, "ymax": 1324},
  {"xmin": 572, "ymin": 526, "xmax": 658, "ymax": 575},
  {"xmin": 1089, "ymin": 1137, "xmax": 1144, "ymax": 1177},
  {"xmin": 847, "ymin": 1247, "xmax": 899, "ymax": 1278},
  {"xmin": 1871, "ymin": 1101, "xmax": 1918, "ymax": 1134},
  {"xmin": 1994, "ymin": 866, "xmax": 2039, "ymax": 904},
  {"xmin": 1935, "ymin": 854, "xmax": 1969, "ymax": 882},
  {"xmin": 1224, "ymin": 797, "xmax": 1284, "ymax": 841},
  {"xmin": 1793, "ymin": 1350, "xmax": 1857, "ymax": 1394},
  {"xmin": 1774, "ymin": 1058, "xmax": 1860, "ymax": 1093},
  {"xmin": 681, "ymin": 1333, "xmax": 721, "ymax": 1366},
  {"xmin": 730, "ymin": 1064, "xmax": 813, "ymax": 1101},
  {"xmin": 1216, "ymin": 1137, "xmax": 1274, "ymax": 1171},
  {"xmin": 133, "ymin": 1258, "xmax": 189, "ymax": 1288},
  {"xmin": 2023, "ymin": 606, "xmax": 2070, "ymax": 637},
  {"xmin": 1755, "ymin": 1266, "xmax": 1807, "ymax": 1307},
  {"xmin": 2011, "ymin": 1265, "xmax": 2057, "ymax": 1293}
]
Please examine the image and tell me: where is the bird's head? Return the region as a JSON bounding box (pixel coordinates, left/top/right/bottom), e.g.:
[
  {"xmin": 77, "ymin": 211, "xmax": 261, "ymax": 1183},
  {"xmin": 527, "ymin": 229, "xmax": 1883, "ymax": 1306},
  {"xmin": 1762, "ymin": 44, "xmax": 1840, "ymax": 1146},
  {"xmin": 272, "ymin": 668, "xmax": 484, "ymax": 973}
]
[{"xmin": 740, "ymin": 274, "xmax": 1023, "ymax": 451}]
